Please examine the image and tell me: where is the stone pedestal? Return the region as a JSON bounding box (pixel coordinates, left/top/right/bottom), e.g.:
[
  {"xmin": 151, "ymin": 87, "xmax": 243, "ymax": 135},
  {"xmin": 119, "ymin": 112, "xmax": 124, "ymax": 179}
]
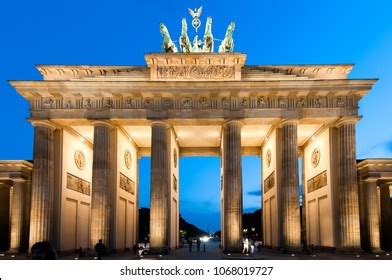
[
  {"xmin": 222, "ymin": 121, "xmax": 243, "ymax": 252},
  {"xmin": 9, "ymin": 181, "xmax": 25, "ymax": 252},
  {"xmin": 336, "ymin": 121, "xmax": 361, "ymax": 250},
  {"xmin": 90, "ymin": 123, "xmax": 116, "ymax": 249},
  {"xmin": 29, "ymin": 124, "xmax": 55, "ymax": 250},
  {"xmin": 380, "ymin": 184, "xmax": 392, "ymax": 251},
  {"xmin": 278, "ymin": 122, "xmax": 301, "ymax": 250},
  {"xmin": 358, "ymin": 180, "xmax": 381, "ymax": 252},
  {"xmin": 150, "ymin": 122, "xmax": 171, "ymax": 253}
]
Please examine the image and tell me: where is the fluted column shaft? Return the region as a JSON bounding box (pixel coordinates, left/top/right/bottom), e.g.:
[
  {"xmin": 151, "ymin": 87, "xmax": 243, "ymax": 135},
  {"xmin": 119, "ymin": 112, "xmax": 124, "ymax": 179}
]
[
  {"xmin": 223, "ymin": 122, "xmax": 243, "ymax": 252},
  {"xmin": 337, "ymin": 122, "xmax": 361, "ymax": 250},
  {"xmin": 90, "ymin": 124, "xmax": 115, "ymax": 248},
  {"xmin": 359, "ymin": 180, "xmax": 381, "ymax": 252},
  {"xmin": 380, "ymin": 184, "xmax": 392, "ymax": 250},
  {"xmin": 279, "ymin": 122, "xmax": 301, "ymax": 249},
  {"xmin": 150, "ymin": 122, "xmax": 170, "ymax": 252},
  {"xmin": 29, "ymin": 125, "xmax": 55, "ymax": 249},
  {"xmin": 10, "ymin": 181, "xmax": 25, "ymax": 251}
]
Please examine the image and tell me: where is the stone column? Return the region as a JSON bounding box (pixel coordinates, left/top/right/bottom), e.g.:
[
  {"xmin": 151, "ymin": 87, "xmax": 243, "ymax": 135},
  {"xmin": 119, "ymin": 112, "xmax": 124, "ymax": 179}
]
[
  {"xmin": 9, "ymin": 181, "xmax": 25, "ymax": 252},
  {"xmin": 278, "ymin": 121, "xmax": 301, "ymax": 250},
  {"xmin": 150, "ymin": 122, "xmax": 171, "ymax": 252},
  {"xmin": 29, "ymin": 124, "xmax": 55, "ymax": 250},
  {"xmin": 358, "ymin": 180, "xmax": 381, "ymax": 252},
  {"xmin": 90, "ymin": 122, "xmax": 116, "ymax": 249},
  {"xmin": 336, "ymin": 120, "xmax": 361, "ymax": 250},
  {"xmin": 222, "ymin": 121, "xmax": 243, "ymax": 252},
  {"xmin": 380, "ymin": 184, "xmax": 392, "ymax": 251},
  {"xmin": 301, "ymin": 153, "xmax": 307, "ymax": 246}
]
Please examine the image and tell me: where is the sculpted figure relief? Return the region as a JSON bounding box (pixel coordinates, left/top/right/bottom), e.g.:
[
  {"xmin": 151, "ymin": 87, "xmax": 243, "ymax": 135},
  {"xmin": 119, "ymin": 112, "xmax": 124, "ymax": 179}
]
[{"xmin": 192, "ymin": 35, "xmax": 202, "ymax": 52}]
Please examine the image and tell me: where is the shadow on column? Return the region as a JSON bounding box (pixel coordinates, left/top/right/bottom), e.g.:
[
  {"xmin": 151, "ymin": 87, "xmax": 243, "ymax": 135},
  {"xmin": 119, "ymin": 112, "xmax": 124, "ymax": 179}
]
[{"xmin": 0, "ymin": 186, "xmax": 11, "ymax": 252}]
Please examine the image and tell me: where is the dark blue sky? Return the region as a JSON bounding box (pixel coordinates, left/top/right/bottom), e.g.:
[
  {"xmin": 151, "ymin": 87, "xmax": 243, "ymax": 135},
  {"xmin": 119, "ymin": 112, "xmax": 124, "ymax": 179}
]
[{"xmin": 1, "ymin": 0, "xmax": 392, "ymax": 231}]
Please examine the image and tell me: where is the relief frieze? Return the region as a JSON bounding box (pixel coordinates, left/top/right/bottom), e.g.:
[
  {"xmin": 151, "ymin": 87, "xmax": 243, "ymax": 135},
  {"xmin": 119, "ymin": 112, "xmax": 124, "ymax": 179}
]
[
  {"xmin": 263, "ymin": 171, "xmax": 275, "ymax": 194},
  {"xmin": 173, "ymin": 174, "xmax": 177, "ymax": 192},
  {"xmin": 36, "ymin": 96, "xmax": 357, "ymax": 111},
  {"xmin": 119, "ymin": 173, "xmax": 135, "ymax": 195},
  {"xmin": 156, "ymin": 65, "xmax": 235, "ymax": 80},
  {"xmin": 307, "ymin": 170, "xmax": 328, "ymax": 193},
  {"xmin": 82, "ymin": 97, "xmax": 97, "ymax": 109},
  {"xmin": 66, "ymin": 173, "xmax": 91, "ymax": 196}
]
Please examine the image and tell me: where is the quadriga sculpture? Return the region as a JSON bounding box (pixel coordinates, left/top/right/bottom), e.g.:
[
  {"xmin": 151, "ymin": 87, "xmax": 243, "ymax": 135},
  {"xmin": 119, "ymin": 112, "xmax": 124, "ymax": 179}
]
[
  {"xmin": 179, "ymin": 18, "xmax": 192, "ymax": 53},
  {"xmin": 202, "ymin": 17, "xmax": 214, "ymax": 53},
  {"xmin": 160, "ymin": 23, "xmax": 178, "ymax": 53},
  {"xmin": 218, "ymin": 21, "xmax": 235, "ymax": 53}
]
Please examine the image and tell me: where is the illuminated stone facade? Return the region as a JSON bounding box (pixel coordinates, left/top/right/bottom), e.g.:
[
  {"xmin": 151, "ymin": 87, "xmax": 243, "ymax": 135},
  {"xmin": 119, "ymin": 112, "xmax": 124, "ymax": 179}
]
[{"xmin": 0, "ymin": 52, "xmax": 386, "ymax": 254}]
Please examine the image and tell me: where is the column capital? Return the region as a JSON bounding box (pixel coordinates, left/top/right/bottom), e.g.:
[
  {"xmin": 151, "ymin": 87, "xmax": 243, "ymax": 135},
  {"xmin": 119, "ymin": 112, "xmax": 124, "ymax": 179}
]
[
  {"xmin": 379, "ymin": 181, "xmax": 392, "ymax": 188},
  {"xmin": 150, "ymin": 120, "xmax": 171, "ymax": 128},
  {"xmin": 11, "ymin": 178, "xmax": 29, "ymax": 184},
  {"xmin": 334, "ymin": 116, "xmax": 360, "ymax": 128},
  {"xmin": 29, "ymin": 120, "xmax": 58, "ymax": 130},
  {"xmin": 360, "ymin": 178, "xmax": 378, "ymax": 184},
  {"xmin": 278, "ymin": 119, "xmax": 299, "ymax": 127},
  {"xmin": 223, "ymin": 119, "xmax": 243, "ymax": 128},
  {"xmin": 91, "ymin": 120, "xmax": 115, "ymax": 128}
]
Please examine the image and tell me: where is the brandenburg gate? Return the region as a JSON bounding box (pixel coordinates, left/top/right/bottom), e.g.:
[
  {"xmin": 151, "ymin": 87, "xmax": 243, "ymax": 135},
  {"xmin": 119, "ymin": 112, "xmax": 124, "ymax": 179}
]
[{"xmin": 2, "ymin": 11, "xmax": 391, "ymax": 255}]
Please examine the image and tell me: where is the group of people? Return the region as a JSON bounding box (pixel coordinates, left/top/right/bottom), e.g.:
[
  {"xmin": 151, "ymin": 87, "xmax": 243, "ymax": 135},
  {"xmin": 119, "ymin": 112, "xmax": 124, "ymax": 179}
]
[
  {"xmin": 242, "ymin": 238, "xmax": 261, "ymax": 255},
  {"xmin": 187, "ymin": 236, "xmax": 202, "ymax": 252}
]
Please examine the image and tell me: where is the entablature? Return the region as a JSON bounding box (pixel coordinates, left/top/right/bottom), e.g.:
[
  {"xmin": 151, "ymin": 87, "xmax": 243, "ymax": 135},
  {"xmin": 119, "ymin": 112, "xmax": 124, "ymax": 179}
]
[{"xmin": 357, "ymin": 159, "xmax": 392, "ymax": 182}]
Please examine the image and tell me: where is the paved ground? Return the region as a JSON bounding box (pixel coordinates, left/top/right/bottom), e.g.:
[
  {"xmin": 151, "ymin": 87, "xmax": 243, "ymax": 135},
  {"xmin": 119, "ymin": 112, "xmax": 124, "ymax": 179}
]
[{"xmin": 1, "ymin": 241, "xmax": 391, "ymax": 260}]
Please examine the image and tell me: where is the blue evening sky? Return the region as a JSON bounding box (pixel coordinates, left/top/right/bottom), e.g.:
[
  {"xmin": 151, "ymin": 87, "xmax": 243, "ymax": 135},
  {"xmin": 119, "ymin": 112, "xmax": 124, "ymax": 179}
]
[{"xmin": 1, "ymin": 0, "xmax": 391, "ymax": 231}]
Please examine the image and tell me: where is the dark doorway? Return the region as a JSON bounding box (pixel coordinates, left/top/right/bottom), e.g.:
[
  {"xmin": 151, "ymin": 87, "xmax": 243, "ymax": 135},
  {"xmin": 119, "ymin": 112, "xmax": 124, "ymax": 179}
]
[{"xmin": 0, "ymin": 186, "xmax": 10, "ymax": 252}]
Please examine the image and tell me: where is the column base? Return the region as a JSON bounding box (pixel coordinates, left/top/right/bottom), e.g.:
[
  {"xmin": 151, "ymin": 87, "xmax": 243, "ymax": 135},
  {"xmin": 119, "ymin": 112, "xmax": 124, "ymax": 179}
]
[
  {"xmin": 336, "ymin": 247, "xmax": 363, "ymax": 254},
  {"xmin": 148, "ymin": 247, "xmax": 170, "ymax": 255},
  {"xmin": 7, "ymin": 248, "xmax": 19, "ymax": 253},
  {"xmin": 223, "ymin": 246, "xmax": 242, "ymax": 253},
  {"xmin": 281, "ymin": 246, "xmax": 302, "ymax": 253},
  {"xmin": 370, "ymin": 247, "xmax": 384, "ymax": 254}
]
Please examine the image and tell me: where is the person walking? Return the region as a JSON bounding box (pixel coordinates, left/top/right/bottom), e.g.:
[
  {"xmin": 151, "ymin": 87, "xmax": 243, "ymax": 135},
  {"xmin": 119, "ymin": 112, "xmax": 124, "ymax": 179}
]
[
  {"xmin": 94, "ymin": 239, "xmax": 107, "ymax": 260},
  {"xmin": 242, "ymin": 238, "xmax": 249, "ymax": 254},
  {"xmin": 250, "ymin": 239, "xmax": 255, "ymax": 255}
]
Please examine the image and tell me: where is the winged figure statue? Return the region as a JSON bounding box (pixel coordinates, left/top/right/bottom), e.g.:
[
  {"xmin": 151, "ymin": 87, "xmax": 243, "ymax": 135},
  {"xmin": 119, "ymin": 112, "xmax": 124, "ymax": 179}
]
[
  {"xmin": 188, "ymin": 6, "xmax": 203, "ymax": 18},
  {"xmin": 188, "ymin": 6, "xmax": 203, "ymax": 32}
]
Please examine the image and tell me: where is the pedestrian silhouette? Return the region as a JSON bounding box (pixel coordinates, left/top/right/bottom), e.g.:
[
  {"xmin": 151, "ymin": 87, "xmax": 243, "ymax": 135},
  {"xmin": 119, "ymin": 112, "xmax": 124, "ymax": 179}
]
[
  {"xmin": 94, "ymin": 239, "xmax": 107, "ymax": 260},
  {"xmin": 257, "ymin": 241, "xmax": 262, "ymax": 252},
  {"xmin": 196, "ymin": 237, "xmax": 201, "ymax": 252},
  {"xmin": 77, "ymin": 246, "xmax": 85, "ymax": 258},
  {"xmin": 188, "ymin": 237, "xmax": 193, "ymax": 252}
]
